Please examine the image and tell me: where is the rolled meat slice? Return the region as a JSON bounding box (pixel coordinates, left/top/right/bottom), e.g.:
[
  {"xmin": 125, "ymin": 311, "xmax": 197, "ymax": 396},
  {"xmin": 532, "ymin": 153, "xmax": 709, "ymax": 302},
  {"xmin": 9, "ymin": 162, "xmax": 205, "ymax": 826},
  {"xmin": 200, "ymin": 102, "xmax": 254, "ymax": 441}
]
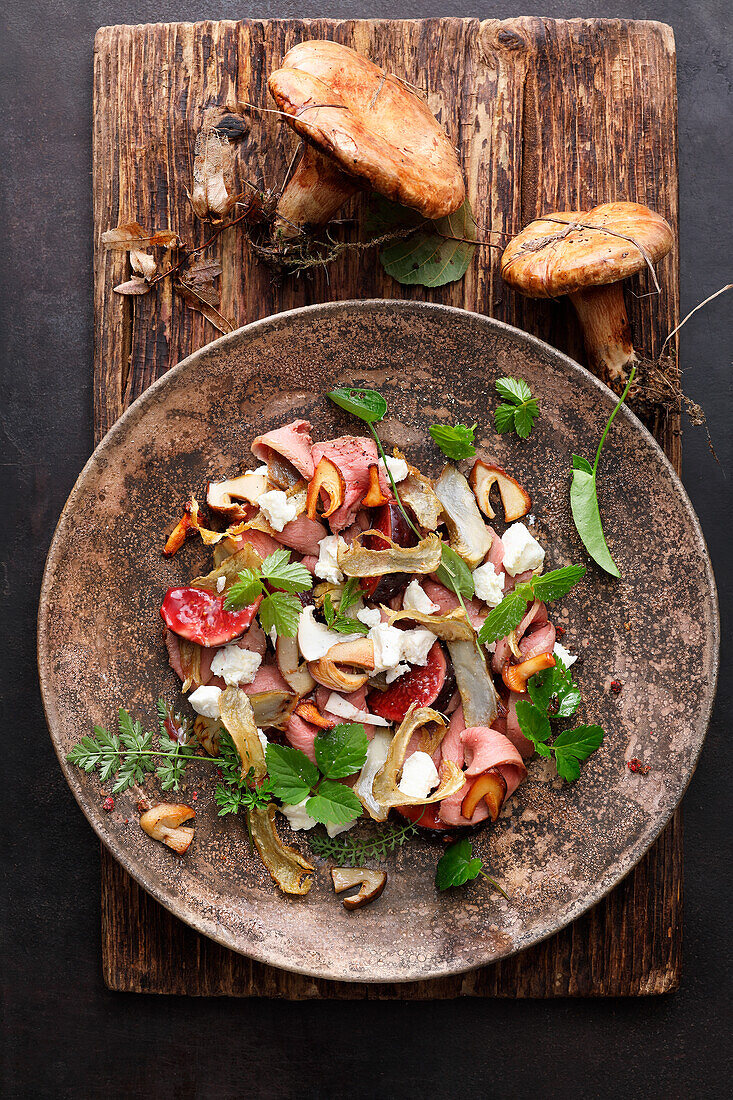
[
  {"xmin": 251, "ymin": 419, "xmax": 315, "ymax": 479},
  {"xmin": 310, "ymin": 436, "xmax": 391, "ymax": 532}
]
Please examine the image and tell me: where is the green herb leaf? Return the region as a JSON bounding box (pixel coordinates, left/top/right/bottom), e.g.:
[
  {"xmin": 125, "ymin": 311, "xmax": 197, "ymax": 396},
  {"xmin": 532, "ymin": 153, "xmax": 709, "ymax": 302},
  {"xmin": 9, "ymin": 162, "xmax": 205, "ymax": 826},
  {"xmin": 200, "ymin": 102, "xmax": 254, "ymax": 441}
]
[
  {"xmin": 493, "ymin": 377, "xmax": 538, "ymax": 439},
  {"xmin": 495, "ymin": 377, "xmax": 532, "ymax": 404},
  {"xmin": 214, "ymin": 766, "xmax": 274, "ymax": 816},
  {"xmin": 265, "ymin": 743, "xmax": 319, "ymax": 804},
  {"xmin": 330, "ymin": 616, "xmax": 370, "ymax": 636},
  {"xmin": 436, "ymin": 838, "xmax": 484, "ymax": 889},
  {"xmin": 224, "ymin": 569, "xmax": 263, "ymax": 610},
  {"xmin": 515, "ymin": 698, "xmax": 552, "ymax": 747},
  {"xmin": 261, "ymin": 549, "xmax": 313, "ymax": 593},
  {"xmin": 428, "ymin": 422, "xmax": 477, "ymax": 460},
  {"xmin": 552, "ymin": 725, "xmax": 604, "ymax": 782},
  {"xmin": 314, "ymin": 723, "xmax": 369, "ymax": 780},
  {"xmin": 259, "ymin": 591, "xmax": 303, "ymax": 638},
  {"xmin": 327, "ymin": 387, "xmax": 387, "ymax": 424},
  {"xmin": 436, "ymin": 544, "xmax": 475, "ymax": 599},
  {"xmin": 571, "ymin": 453, "xmax": 593, "ymax": 473},
  {"xmin": 477, "ymin": 585, "xmax": 532, "ymax": 645},
  {"xmin": 531, "ymin": 564, "xmax": 586, "ymax": 603},
  {"xmin": 371, "ymin": 196, "xmax": 477, "ymax": 288},
  {"xmin": 337, "ymin": 578, "xmax": 362, "ymax": 617},
  {"xmin": 527, "ymin": 657, "xmax": 581, "ymax": 719},
  {"xmin": 570, "ymin": 467, "xmax": 620, "ymax": 578},
  {"xmin": 306, "ymin": 781, "xmax": 363, "ymax": 826}
]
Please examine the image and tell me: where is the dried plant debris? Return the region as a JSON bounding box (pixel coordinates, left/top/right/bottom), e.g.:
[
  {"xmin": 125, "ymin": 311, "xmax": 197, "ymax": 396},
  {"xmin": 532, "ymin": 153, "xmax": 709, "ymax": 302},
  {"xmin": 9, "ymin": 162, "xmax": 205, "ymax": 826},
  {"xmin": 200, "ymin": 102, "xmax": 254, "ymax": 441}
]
[
  {"xmin": 188, "ymin": 107, "xmax": 247, "ymax": 222},
  {"xmin": 102, "ymin": 222, "xmax": 180, "ymax": 250},
  {"xmin": 174, "ymin": 258, "xmax": 233, "ymax": 334}
]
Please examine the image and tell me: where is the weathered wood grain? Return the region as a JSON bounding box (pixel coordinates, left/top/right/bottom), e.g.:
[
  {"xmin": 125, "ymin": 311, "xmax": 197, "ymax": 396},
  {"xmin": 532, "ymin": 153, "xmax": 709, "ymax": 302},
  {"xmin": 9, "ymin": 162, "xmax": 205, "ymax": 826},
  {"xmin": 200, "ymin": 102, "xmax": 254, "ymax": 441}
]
[{"xmin": 93, "ymin": 16, "xmax": 682, "ymax": 997}]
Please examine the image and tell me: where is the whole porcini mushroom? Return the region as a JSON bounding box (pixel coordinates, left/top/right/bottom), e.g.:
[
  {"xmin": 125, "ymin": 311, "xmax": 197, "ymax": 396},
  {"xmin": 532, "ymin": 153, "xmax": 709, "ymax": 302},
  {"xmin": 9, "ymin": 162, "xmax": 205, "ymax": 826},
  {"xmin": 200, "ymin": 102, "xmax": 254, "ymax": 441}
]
[
  {"xmin": 139, "ymin": 803, "xmax": 195, "ymax": 854},
  {"xmin": 501, "ymin": 202, "xmax": 674, "ymax": 389},
  {"xmin": 267, "ymin": 40, "xmax": 465, "ymax": 239}
]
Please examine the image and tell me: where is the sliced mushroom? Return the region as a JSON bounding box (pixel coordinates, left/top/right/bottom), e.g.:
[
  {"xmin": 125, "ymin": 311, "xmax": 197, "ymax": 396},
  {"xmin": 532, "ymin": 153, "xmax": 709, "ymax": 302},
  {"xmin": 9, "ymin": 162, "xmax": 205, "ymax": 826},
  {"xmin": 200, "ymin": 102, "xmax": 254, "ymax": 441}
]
[
  {"xmin": 308, "ymin": 637, "xmax": 375, "ymax": 692},
  {"xmin": 193, "ymin": 714, "xmax": 222, "ymax": 756},
  {"xmin": 502, "ymin": 653, "xmax": 556, "ymax": 693},
  {"xmin": 219, "ymin": 687, "xmax": 266, "ymax": 779},
  {"xmin": 362, "ymin": 464, "xmax": 391, "ymax": 507},
  {"xmin": 330, "ymin": 867, "xmax": 387, "ymax": 910},
  {"xmin": 399, "ymin": 467, "xmax": 442, "ymax": 530},
  {"xmin": 248, "ymin": 690, "xmax": 298, "ymax": 730},
  {"xmin": 469, "ymin": 460, "xmax": 531, "ymax": 523},
  {"xmin": 207, "ymin": 471, "xmax": 270, "ymax": 518},
  {"xmin": 249, "ymin": 803, "xmax": 314, "ymax": 895},
  {"xmin": 354, "ymin": 729, "xmax": 393, "ymax": 821},
  {"xmin": 276, "ymin": 634, "xmax": 316, "ymax": 695},
  {"xmin": 306, "ymin": 456, "xmax": 346, "ymax": 519},
  {"xmin": 501, "ymin": 202, "xmax": 673, "ymax": 390},
  {"xmin": 267, "ymin": 41, "xmax": 465, "ymax": 239},
  {"xmin": 139, "ymin": 803, "xmax": 195, "ymax": 854},
  {"xmin": 461, "ymin": 770, "xmax": 507, "ymax": 822},
  {"xmin": 294, "ymin": 701, "xmax": 337, "ymax": 729},
  {"xmin": 337, "ymin": 532, "xmax": 443, "ymax": 577},
  {"xmin": 434, "ymin": 465, "xmax": 492, "ymax": 567},
  {"xmin": 372, "ymin": 706, "xmax": 464, "ymax": 809},
  {"xmin": 447, "ymin": 640, "xmax": 500, "ymax": 728}
]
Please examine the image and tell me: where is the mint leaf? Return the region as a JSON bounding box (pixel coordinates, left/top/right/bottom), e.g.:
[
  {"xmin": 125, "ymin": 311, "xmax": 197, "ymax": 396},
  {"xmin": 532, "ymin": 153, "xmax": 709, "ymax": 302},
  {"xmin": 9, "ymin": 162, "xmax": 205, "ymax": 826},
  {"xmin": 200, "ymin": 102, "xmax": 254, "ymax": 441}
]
[
  {"xmin": 225, "ymin": 569, "xmax": 263, "ymax": 609},
  {"xmin": 477, "ymin": 585, "xmax": 532, "ymax": 645},
  {"xmin": 495, "ymin": 377, "xmax": 532, "ymax": 405},
  {"xmin": 436, "ymin": 544, "xmax": 475, "ymax": 599},
  {"xmin": 259, "ymin": 591, "xmax": 303, "ymax": 637},
  {"xmin": 337, "ymin": 578, "xmax": 362, "ymax": 617},
  {"xmin": 531, "ymin": 565, "xmax": 586, "ymax": 603},
  {"xmin": 314, "ymin": 723, "xmax": 369, "ymax": 779},
  {"xmin": 436, "ymin": 838, "xmax": 484, "ymax": 889},
  {"xmin": 261, "ymin": 549, "xmax": 312, "ymax": 593},
  {"xmin": 306, "ymin": 781, "xmax": 363, "ymax": 826},
  {"xmin": 265, "ymin": 743, "xmax": 318, "ymax": 804},
  {"xmin": 428, "ymin": 422, "xmax": 477, "ymax": 460},
  {"xmin": 327, "ymin": 387, "xmax": 387, "ymax": 424}
]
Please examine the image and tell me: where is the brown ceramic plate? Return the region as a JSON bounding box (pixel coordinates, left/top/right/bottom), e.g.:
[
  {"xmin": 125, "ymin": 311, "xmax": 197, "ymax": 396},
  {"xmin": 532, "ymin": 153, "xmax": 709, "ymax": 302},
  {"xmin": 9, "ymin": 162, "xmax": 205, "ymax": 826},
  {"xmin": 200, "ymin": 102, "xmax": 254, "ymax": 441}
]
[{"xmin": 38, "ymin": 300, "xmax": 718, "ymax": 982}]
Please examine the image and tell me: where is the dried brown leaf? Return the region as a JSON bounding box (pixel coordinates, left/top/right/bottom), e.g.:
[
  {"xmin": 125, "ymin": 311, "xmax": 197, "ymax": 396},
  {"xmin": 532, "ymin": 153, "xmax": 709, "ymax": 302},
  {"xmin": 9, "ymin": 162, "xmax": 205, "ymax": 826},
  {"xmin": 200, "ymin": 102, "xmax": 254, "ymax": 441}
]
[
  {"xmin": 191, "ymin": 128, "xmax": 237, "ymax": 221},
  {"xmin": 113, "ymin": 276, "xmax": 151, "ymax": 296},
  {"xmin": 174, "ymin": 277, "xmax": 233, "ymax": 334},
  {"xmin": 102, "ymin": 223, "xmax": 180, "ymax": 250},
  {"xmin": 129, "ymin": 249, "xmax": 157, "ymax": 278}
]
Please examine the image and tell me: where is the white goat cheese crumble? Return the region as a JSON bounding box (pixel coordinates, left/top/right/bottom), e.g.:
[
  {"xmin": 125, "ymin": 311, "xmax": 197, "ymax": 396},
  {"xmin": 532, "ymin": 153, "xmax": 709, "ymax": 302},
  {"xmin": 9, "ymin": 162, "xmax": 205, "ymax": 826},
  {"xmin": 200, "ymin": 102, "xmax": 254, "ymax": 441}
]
[
  {"xmin": 280, "ymin": 799, "xmax": 356, "ymax": 838},
  {"xmin": 553, "ymin": 641, "xmax": 578, "ymax": 667},
  {"xmin": 314, "ymin": 535, "xmax": 347, "ymax": 584},
  {"xmin": 501, "ymin": 522, "xmax": 545, "ymax": 576},
  {"xmin": 403, "ymin": 579, "xmax": 439, "ymax": 615},
  {"xmin": 379, "ymin": 455, "xmax": 409, "ymax": 483},
  {"xmin": 357, "ymin": 607, "xmax": 382, "ymax": 628},
  {"xmin": 187, "ymin": 685, "xmax": 222, "ymax": 718},
  {"xmin": 210, "ymin": 645, "xmax": 262, "ymax": 687},
  {"xmin": 398, "ymin": 752, "xmax": 440, "ymax": 798},
  {"xmin": 298, "ymin": 605, "xmax": 361, "ymax": 661},
  {"xmin": 368, "ymin": 623, "xmax": 434, "ymax": 676},
  {"xmin": 471, "ymin": 561, "xmax": 506, "ymax": 606},
  {"xmin": 258, "ymin": 489, "xmax": 298, "ymax": 532},
  {"xmin": 216, "ymin": 575, "xmax": 226, "ymax": 593}
]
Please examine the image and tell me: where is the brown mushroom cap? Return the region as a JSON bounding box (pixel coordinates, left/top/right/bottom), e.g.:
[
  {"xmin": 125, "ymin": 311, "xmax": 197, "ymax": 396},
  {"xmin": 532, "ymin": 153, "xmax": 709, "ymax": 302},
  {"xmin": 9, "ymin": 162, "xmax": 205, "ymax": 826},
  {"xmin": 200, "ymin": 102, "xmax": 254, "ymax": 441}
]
[
  {"xmin": 268, "ymin": 40, "xmax": 465, "ymax": 220},
  {"xmin": 501, "ymin": 202, "xmax": 673, "ymax": 298}
]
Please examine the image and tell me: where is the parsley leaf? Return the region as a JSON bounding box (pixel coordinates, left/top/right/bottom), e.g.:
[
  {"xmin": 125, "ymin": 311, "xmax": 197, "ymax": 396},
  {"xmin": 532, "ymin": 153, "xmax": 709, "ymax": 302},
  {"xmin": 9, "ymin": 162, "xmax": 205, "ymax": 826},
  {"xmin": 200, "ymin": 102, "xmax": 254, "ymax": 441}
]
[
  {"xmin": 428, "ymin": 422, "xmax": 477, "ymax": 460},
  {"xmin": 477, "ymin": 567, "xmax": 585, "ymax": 646},
  {"xmin": 527, "ymin": 656, "xmax": 581, "ymax": 719},
  {"xmin": 494, "ymin": 377, "xmax": 539, "ymax": 438},
  {"xmin": 260, "ymin": 548, "xmax": 312, "ymax": 593},
  {"xmin": 259, "ymin": 591, "xmax": 303, "ymax": 637},
  {"xmin": 306, "ymin": 781, "xmax": 363, "ymax": 826},
  {"xmin": 435, "ymin": 838, "xmax": 507, "ymax": 895},
  {"xmin": 551, "ymin": 726, "xmax": 604, "ymax": 782},
  {"xmin": 224, "ymin": 569, "xmax": 263, "ymax": 609},
  {"xmin": 327, "ymin": 387, "xmax": 387, "ymax": 424},
  {"xmin": 514, "ymin": 699, "xmax": 552, "ymax": 756},
  {"xmin": 266, "ymin": 743, "xmax": 319, "ymax": 804},
  {"xmin": 314, "ymin": 723, "xmax": 369, "ymax": 779},
  {"xmin": 436, "ymin": 544, "xmax": 475, "ymax": 599}
]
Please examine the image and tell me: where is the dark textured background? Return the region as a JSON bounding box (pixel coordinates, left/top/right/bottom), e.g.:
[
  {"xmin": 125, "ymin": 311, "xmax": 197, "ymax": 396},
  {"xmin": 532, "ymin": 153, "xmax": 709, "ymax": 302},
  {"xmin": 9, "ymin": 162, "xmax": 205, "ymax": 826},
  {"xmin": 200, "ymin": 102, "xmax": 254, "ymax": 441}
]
[{"xmin": 1, "ymin": 2, "xmax": 731, "ymax": 1097}]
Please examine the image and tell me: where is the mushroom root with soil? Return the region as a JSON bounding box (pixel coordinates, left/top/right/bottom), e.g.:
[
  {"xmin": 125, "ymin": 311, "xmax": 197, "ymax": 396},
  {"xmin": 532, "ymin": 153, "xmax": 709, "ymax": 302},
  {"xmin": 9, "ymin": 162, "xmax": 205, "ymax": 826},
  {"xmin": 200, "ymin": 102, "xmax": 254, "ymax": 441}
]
[
  {"xmin": 500, "ymin": 202, "xmax": 674, "ymax": 390},
  {"xmin": 267, "ymin": 39, "xmax": 466, "ymax": 240}
]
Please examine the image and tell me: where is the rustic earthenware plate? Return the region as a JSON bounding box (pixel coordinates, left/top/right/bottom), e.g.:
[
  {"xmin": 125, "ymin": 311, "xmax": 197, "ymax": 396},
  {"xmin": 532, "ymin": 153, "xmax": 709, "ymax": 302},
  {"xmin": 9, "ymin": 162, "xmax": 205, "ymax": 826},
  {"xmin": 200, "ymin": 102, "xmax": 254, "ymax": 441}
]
[{"xmin": 38, "ymin": 300, "xmax": 718, "ymax": 982}]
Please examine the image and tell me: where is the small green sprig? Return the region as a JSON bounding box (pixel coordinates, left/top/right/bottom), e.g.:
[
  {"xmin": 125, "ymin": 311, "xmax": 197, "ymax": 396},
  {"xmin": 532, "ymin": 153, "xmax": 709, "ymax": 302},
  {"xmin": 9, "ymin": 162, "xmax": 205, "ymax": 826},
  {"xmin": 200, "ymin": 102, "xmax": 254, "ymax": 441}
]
[
  {"xmin": 429, "ymin": 422, "xmax": 476, "ymax": 460},
  {"xmin": 516, "ymin": 656, "xmax": 604, "ymax": 782},
  {"xmin": 224, "ymin": 548, "xmax": 312, "ymax": 637},
  {"xmin": 477, "ymin": 565, "xmax": 586, "ymax": 646},
  {"xmin": 308, "ymin": 817, "xmax": 422, "ymax": 866},
  {"xmin": 214, "ymin": 733, "xmax": 274, "ymax": 816},
  {"xmin": 436, "ymin": 838, "xmax": 507, "ymax": 895},
  {"xmin": 494, "ymin": 377, "xmax": 539, "ymax": 439},
  {"xmin": 266, "ymin": 724, "xmax": 368, "ymax": 826},
  {"xmin": 323, "ymin": 578, "xmax": 370, "ymax": 635}
]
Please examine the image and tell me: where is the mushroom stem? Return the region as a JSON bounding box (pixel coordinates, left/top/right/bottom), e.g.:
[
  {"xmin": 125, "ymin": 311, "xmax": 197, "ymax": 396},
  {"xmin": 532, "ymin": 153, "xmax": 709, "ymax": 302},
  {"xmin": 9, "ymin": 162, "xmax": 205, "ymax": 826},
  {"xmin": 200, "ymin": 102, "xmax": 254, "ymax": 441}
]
[
  {"xmin": 569, "ymin": 282, "xmax": 637, "ymax": 390},
  {"xmin": 274, "ymin": 145, "xmax": 358, "ymax": 240}
]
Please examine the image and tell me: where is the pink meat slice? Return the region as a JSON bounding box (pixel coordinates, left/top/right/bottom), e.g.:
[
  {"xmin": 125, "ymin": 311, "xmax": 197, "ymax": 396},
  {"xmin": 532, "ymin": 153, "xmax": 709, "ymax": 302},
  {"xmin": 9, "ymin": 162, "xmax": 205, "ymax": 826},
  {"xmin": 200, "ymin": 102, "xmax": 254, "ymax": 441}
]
[
  {"xmin": 165, "ymin": 623, "xmax": 267, "ymax": 689},
  {"xmin": 300, "ymin": 554, "xmax": 318, "ymax": 575},
  {"xmin": 230, "ymin": 530, "xmax": 281, "ymax": 560},
  {"xmin": 273, "ymin": 515, "xmax": 326, "ymax": 556},
  {"xmin": 311, "ymin": 436, "xmax": 391, "ymax": 532},
  {"xmin": 421, "ymin": 580, "xmax": 487, "ymax": 632},
  {"xmin": 244, "ymin": 663, "xmax": 291, "ymax": 696},
  {"xmin": 439, "ymin": 726, "xmax": 526, "ymax": 826},
  {"xmin": 316, "ymin": 685, "xmax": 377, "ymax": 740},
  {"xmin": 520, "ymin": 621, "xmax": 556, "ymax": 660},
  {"xmin": 485, "ymin": 526, "xmax": 504, "ymax": 572},
  {"xmin": 505, "ymin": 691, "xmax": 536, "ymax": 759},
  {"xmin": 251, "ymin": 419, "xmax": 315, "ymax": 479},
  {"xmin": 284, "ymin": 713, "xmax": 318, "ymax": 763}
]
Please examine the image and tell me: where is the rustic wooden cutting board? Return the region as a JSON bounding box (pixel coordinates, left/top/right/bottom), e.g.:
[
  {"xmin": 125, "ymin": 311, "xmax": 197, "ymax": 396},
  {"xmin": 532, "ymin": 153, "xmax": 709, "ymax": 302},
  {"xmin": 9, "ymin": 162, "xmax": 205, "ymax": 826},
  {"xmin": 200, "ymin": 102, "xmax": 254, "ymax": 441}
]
[{"xmin": 93, "ymin": 16, "xmax": 681, "ymax": 996}]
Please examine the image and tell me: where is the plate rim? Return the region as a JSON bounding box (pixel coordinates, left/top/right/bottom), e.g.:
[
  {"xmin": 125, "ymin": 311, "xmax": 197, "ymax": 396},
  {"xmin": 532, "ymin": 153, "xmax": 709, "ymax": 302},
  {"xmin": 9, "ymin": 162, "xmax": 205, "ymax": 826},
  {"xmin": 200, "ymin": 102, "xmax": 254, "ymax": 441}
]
[{"xmin": 37, "ymin": 298, "xmax": 720, "ymax": 982}]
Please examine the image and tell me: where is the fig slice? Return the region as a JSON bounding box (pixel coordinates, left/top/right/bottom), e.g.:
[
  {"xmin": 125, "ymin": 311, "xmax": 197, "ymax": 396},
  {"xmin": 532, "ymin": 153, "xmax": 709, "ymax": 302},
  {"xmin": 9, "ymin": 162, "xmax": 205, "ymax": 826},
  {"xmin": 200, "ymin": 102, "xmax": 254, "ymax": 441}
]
[
  {"xmin": 306, "ymin": 456, "xmax": 346, "ymax": 519},
  {"xmin": 362, "ymin": 464, "xmax": 391, "ymax": 507},
  {"xmin": 461, "ymin": 769, "xmax": 507, "ymax": 821},
  {"xmin": 469, "ymin": 460, "xmax": 531, "ymax": 522},
  {"xmin": 330, "ymin": 867, "xmax": 387, "ymax": 910}
]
